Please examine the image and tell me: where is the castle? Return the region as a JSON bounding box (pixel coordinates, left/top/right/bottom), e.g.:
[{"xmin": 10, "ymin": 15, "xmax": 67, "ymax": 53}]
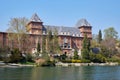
[{"xmin": 0, "ymin": 13, "xmax": 92, "ymax": 56}]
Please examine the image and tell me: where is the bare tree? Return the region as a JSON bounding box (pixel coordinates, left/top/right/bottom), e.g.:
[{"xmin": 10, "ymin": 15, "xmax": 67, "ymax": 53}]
[
  {"xmin": 7, "ymin": 17, "xmax": 30, "ymax": 53},
  {"xmin": 101, "ymin": 38, "xmax": 117, "ymax": 57}
]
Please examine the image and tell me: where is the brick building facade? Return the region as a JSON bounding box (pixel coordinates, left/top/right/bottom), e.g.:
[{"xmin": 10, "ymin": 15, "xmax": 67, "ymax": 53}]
[{"xmin": 0, "ymin": 13, "xmax": 92, "ymax": 56}]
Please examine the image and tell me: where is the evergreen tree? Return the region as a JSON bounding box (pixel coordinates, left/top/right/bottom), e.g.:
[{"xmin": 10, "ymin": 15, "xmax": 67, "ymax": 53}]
[
  {"xmin": 37, "ymin": 42, "xmax": 40, "ymax": 53},
  {"xmin": 82, "ymin": 48, "xmax": 89, "ymax": 59},
  {"xmin": 74, "ymin": 49, "xmax": 79, "ymax": 59},
  {"xmin": 53, "ymin": 29, "xmax": 61, "ymax": 54},
  {"xmin": 87, "ymin": 39, "xmax": 91, "ymax": 51},
  {"xmin": 47, "ymin": 30, "xmax": 53, "ymax": 54},
  {"xmin": 81, "ymin": 34, "xmax": 91, "ymax": 60},
  {"xmin": 42, "ymin": 36, "xmax": 46, "ymax": 53},
  {"xmin": 98, "ymin": 30, "xmax": 102, "ymax": 43}
]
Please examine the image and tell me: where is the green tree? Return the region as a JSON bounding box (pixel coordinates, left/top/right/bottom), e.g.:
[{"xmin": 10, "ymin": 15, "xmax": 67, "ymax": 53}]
[
  {"xmin": 89, "ymin": 52, "xmax": 106, "ymax": 63},
  {"xmin": 74, "ymin": 49, "xmax": 79, "ymax": 59},
  {"xmin": 81, "ymin": 34, "xmax": 91, "ymax": 60},
  {"xmin": 47, "ymin": 30, "xmax": 53, "ymax": 54},
  {"xmin": 98, "ymin": 30, "xmax": 102, "ymax": 43},
  {"xmin": 42, "ymin": 36, "xmax": 46, "ymax": 53},
  {"xmin": 53, "ymin": 28, "xmax": 61, "ymax": 54},
  {"xmin": 104, "ymin": 27, "xmax": 118, "ymax": 39},
  {"xmin": 37, "ymin": 42, "xmax": 40, "ymax": 53},
  {"xmin": 46, "ymin": 28, "xmax": 61, "ymax": 54}
]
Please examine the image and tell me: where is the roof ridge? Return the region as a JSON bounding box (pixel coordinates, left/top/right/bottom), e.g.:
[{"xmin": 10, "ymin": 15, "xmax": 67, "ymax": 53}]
[
  {"xmin": 75, "ymin": 18, "xmax": 91, "ymax": 28},
  {"xmin": 30, "ymin": 13, "xmax": 42, "ymax": 22}
]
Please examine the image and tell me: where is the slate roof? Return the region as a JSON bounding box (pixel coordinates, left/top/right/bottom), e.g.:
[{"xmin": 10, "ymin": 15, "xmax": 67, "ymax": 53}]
[
  {"xmin": 30, "ymin": 13, "xmax": 42, "ymax": 22},
  {"xmin": 75, "ymin": 19, "xmax": 91, "ymax": 28},
  {"xmin": 29, "ymin": 14, "xmax": 91, "ymax": 37},
  {"xmin": 44, "ymin": 25, "xmax": 81, "ymax": 37}
]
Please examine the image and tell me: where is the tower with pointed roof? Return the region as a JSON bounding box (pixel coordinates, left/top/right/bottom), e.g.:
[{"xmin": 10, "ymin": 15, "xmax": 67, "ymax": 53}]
[
  {"xmin": 75, "ymin": 19, "xmax": 92, "ymax": 38},
  {"xmin": 27, "ymin": 13, "xmax": 43, "ymax": 34}
]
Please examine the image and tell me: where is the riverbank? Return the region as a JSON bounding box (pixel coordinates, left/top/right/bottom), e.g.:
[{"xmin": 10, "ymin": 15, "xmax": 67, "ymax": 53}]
[
  {"xmin": 55, "ymin": 62, "xmax": 119, "ymax": 66},
  {"xmin": 0, "ymin": 61, "xmax": 119, "ymax": 67},
  {"xmin": 0, "ymin": 61, "xmax": 35, "ymax": 67}
]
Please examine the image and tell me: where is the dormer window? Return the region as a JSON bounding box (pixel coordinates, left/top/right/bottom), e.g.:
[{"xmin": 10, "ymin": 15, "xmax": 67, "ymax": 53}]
[
  {"xmin": 76, "ymin": 34, "xmax": 79, "ymax": 37},
  {"xmin": 73, "ymin": 34, "xmax": 75, "ymax": 36},
  {"xmin": 60, "ymin": 32, "xmax": 63, "ymax": 35},
  {"xmin": 68, "ymin": 32, "xmax": 70, "ymax": 35},
  {"xmin": 64, "ymin": 32, "xmax": 66, "ymax": 35}
]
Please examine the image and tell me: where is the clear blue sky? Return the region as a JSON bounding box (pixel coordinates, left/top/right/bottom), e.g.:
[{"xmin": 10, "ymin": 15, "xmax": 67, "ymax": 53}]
[{"xmin": 0, "ymin": 0, "xmax": 120, "ymax": 38}]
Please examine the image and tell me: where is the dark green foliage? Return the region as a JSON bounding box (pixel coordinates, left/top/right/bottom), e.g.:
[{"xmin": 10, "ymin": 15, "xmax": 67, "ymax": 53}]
[
  {"xmin": 82, "ymin": 49, "xmax": 89, "ymax": 59},
  {"xmin": 81, "ymin": 59, "xmax": 91, "ymax": 63},
  {"xmin": 82, "ymin": 34, "xmax": 88, "ymax": 49},
  {"xmin": 0, "ymin": 46, "xmax": 11, "ymax": 61},
  {"xmin": 48, "ymin": 30, "xmax": 53, "ymax": 41},
  {"xmin": 37, "ymin": 42, "xmax": 40, "ymax": 53},
  {"xmin": 42, "ymin": 51, "xmax": 50, "ymax": 61},
  {"xmin": 41, "ymin": 60, "xmax": 55, "ymax": 67},
  {"xmin": 42, "ymin": 36, "xmax": 46, "ymax": 53},
  {"xmin": 59, "ymin": 54, "xmax": 67, "ymax": 61},
  {"xmin": 53, "ymin": 29, "xmax": 61, "ymax": 54},
  {"xmin": 82, "ymin": 34, "xmax": 91, "ymax": 60},
  {"xmin": 89, "ymin": 52, "xmax": 106, "ymax": 63},
  {"xmin": 98, "ymin": 30, "xmax": 102, "ymax": 43},
  {"xmin": 26, "ymin": 53, "xmax": 34, "ymax": 62},
  {"xmin": 47, "ymin": 30, "xmax": 54, "ymax": 54},
  {"xmin": 74, "ymin": 49, "xmax": 79, "ymax": 59},
  {"xmin": 9, "ymin": 48, "xmax": 23, "ymax": 63},
  {"xmin": 61, "ymin": 60, "xmax": 72, "ymax": 63},
  {"xmin": 87, "ymin": 39, "xmax": 91, "ymax": 51}
]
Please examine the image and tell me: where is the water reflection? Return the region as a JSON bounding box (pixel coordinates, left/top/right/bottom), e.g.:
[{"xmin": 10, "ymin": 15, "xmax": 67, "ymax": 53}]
[
  {"xmin": 0, "ymin": 67, "xmax": 33, "ymax": 80},
  {"xmin": 0, "ymin": 66, "xmax": 120, "ymax": 80}
]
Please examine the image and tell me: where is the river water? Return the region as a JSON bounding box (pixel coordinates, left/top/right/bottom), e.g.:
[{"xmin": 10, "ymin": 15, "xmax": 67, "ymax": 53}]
[{"xmin": 0, "ymin": 66, "xmax": 120, "ymax": 80}]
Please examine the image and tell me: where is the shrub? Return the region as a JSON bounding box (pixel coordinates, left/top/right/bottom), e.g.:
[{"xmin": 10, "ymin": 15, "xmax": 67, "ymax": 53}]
[
  {"xmin": 71, "ymin": 59, "xmax": 81, "ymax": 63},
  {"xmin": 41, "ymin": 60, "xmax": 55, "ymax": 67},
  {"xmin": 89, "ymin": 52, "xmax": 106, "ymax": 63},
  {"xmin": 61, "ymin": 60, "xmax": 72, "ymax": 63},
  {"xmin": 81, "ymin": 59, "xmax": 91, "ymax": 63}
]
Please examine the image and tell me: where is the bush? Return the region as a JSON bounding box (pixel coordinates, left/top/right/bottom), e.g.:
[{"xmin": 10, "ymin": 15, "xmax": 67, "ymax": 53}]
[
  {"xmin": 106, "ymin": 58, "xmax": 120, "ymax": 62},
  {"xmin": 26, "ymin": 53, "xmax": 34, "ymax": 62},
  {"xmin": 81, "ymin": 59, "xmax": 91, "ymax": 63},
  {"xmin": 89, "ymin": 53, "xmax": 106, "ymax": 63},
  {"xmin": 71, "ymin": 59, "xmax": 81, "ymax": 63},
  {"xmin": 61, "ymin": 60, "xmax": 72, "ymax": 63},
  {"xmin": 41, "ymin": 60, "xmax": 55, "ymax": 67},
  {"xmin": 7, "ymin": 48, "xmax": 23, "ymax": 63}
]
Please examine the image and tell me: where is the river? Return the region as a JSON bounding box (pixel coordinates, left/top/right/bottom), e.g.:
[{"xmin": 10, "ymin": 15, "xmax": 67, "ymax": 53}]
[{"xmin": 0, "ymin": 66, "xmax": 120, "ymax": 80}]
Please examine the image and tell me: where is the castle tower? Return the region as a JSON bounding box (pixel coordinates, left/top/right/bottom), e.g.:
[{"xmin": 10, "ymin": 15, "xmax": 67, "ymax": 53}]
[
  {"xmin": 27, "ymin": 13, "xmax": 43, "ymax": 35},
  {"xmin": 75, "ymin": 19, "xmax": 92, "ymax": 38}
]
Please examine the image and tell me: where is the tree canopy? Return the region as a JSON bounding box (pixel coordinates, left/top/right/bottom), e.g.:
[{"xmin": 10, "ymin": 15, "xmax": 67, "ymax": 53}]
[
  {"xmin": 7, "ymin": 17, "xmax": 30, "ymax": 52},
  {"xmin": 104, "ymin": 27, "xmax": 118, "ymax": 39}
]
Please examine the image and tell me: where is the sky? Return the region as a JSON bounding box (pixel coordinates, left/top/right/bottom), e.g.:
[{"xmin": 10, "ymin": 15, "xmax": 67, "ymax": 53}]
[{"xmin": 0, "ymin": 0, "xmax": 120, "ymax": 38}]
